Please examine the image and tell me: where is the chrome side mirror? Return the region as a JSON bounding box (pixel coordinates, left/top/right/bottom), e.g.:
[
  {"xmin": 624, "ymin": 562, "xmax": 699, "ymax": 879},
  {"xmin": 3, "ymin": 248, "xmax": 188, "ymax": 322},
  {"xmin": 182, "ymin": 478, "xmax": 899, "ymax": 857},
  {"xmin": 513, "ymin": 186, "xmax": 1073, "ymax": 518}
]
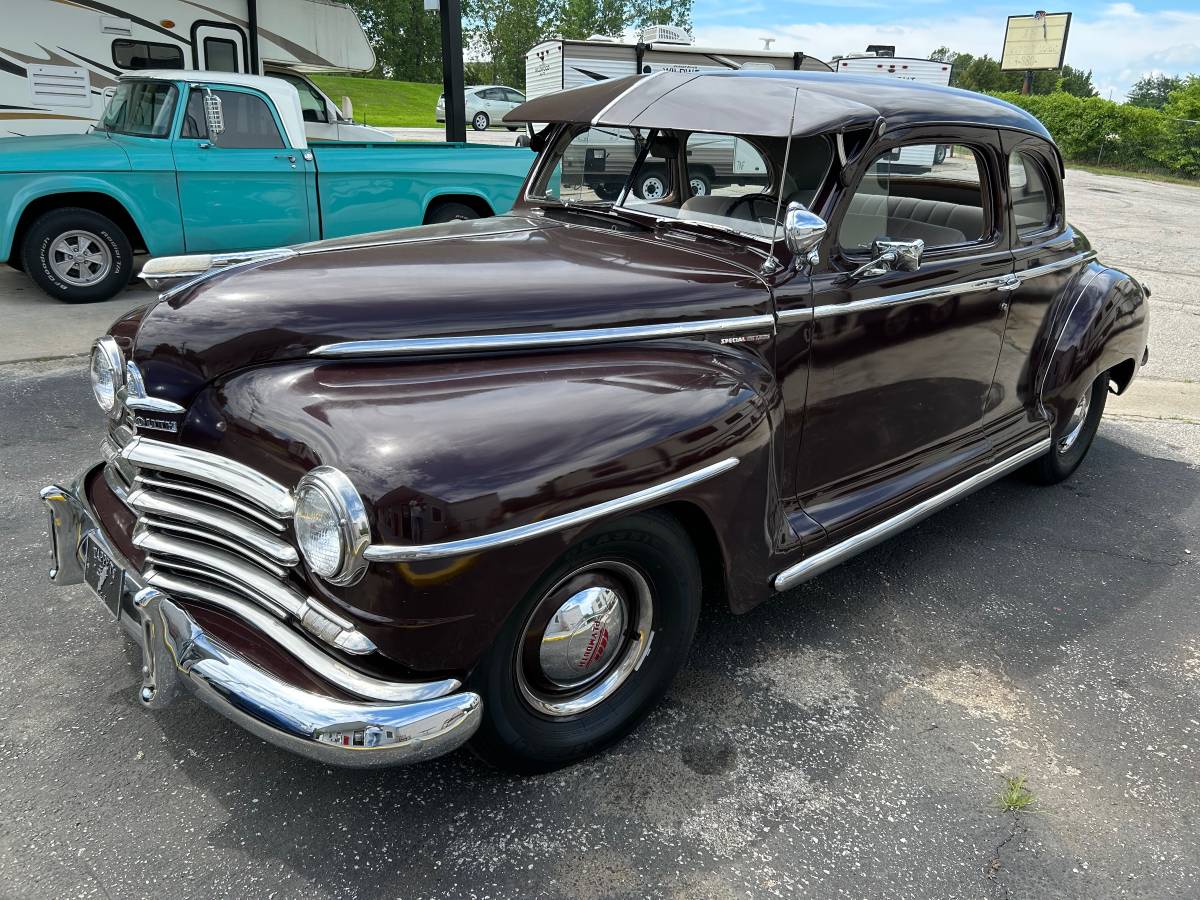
[
  {"xmin": 782, "ymin": 201, "xmax": 827, "ymax": 268},
  {"xmin": 202, "ymin": 89, "xmax": 225, "ymax": 141},
  {"xmin": 851, "ymin": 238, "xmax": 924, "ymax": 280}
]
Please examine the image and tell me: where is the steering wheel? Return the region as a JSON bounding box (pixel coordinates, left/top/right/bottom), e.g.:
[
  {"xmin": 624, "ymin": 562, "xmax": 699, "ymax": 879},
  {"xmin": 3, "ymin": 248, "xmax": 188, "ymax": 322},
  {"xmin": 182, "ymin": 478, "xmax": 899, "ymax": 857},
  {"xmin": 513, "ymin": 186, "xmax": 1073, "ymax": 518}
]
[{"xmin": 726, "ymin": 193, "xmax": 780, "ymax": 225}]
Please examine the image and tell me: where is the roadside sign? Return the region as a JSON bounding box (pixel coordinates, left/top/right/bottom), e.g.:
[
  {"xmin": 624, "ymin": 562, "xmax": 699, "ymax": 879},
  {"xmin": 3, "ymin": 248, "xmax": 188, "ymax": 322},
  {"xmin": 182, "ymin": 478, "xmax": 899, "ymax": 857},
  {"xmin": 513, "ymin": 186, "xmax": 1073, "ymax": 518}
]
[{"xmin": 1000, "ymin": 11, "xmax": 1073, "ymax": 71}]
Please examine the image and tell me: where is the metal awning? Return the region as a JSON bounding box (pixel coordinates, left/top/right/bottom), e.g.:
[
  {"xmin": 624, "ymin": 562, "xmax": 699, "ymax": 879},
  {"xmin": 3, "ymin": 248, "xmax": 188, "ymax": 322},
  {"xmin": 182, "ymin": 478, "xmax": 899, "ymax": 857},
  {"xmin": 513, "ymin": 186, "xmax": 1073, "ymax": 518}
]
[{"xmin": 505, "ymin": 72, "xmax": 881, "ymax": 138}]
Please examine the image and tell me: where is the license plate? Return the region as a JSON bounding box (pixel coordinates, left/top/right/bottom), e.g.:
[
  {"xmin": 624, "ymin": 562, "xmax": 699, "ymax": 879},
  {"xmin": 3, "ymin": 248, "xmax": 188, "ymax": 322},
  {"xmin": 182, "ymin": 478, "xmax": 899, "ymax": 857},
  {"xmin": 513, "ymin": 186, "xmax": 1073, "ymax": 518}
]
[{"xmin": 83, "ymin": 536, "xmax": 123, "ymax": 618}]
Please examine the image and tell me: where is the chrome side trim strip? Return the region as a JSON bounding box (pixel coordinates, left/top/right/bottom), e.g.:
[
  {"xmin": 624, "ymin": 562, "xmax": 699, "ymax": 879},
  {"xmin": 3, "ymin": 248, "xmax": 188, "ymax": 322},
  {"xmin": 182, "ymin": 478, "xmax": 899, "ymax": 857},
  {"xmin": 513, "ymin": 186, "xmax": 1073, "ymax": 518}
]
[
  {"xmin": 365, "ymin": 457, "xmax": 740, "ymax": 563},
  {"xmin": 311, "ymin": 316, "xmax": 777, "ymax": 358},
  {"xmin": 142, "ymin": 571, "xmax": 459, "ymax": 703},
  {"xmin": 810, "ymin": 252, "xmax": 1095, "ymax": 321},
  {"xmin": 123, "ymin": 437, "xmax": 294, "ymax": 518},
  {"xmin": 773, "ymin": 437, "xmax": 1051, "ymax": 592}
]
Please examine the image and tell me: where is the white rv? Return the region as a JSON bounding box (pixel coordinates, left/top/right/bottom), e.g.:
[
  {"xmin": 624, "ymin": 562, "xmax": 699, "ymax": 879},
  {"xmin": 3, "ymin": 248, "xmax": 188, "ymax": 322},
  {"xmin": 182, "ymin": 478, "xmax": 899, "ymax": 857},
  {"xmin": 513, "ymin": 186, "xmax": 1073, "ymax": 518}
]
[
  {"xmin": 526, "ymin": 28, "xmax": 831, "ymax": 198},
  {"xmin": 0, "ymin": 0, "xmax": 390, "ymax": 141},
  {"xmin": 832, "ymin": 50, "xmax": 954, "ymax": 169}
]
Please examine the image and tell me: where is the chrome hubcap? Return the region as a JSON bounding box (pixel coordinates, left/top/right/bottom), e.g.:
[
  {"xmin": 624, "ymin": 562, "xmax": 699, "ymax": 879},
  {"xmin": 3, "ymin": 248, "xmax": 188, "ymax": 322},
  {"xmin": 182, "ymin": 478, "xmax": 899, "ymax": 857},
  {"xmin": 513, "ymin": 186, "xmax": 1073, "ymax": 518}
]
[
  {"xmin": 516, "ymin": 561, "xmax": 653, "ymax": 717},
  {"xmin": 689, "ymin": 177, "xmax": 707, "ymax": 196},
  {"xmin": 49, "ymin": 230, "xmax": 111, "ymax": 286},
  {"xmin": 474, "ymin": 114, "xmax": 487, "ymax": 128},
  {"xmin": 1058, "ymin": 389, "xmax": 1092, "ymax": 453}
]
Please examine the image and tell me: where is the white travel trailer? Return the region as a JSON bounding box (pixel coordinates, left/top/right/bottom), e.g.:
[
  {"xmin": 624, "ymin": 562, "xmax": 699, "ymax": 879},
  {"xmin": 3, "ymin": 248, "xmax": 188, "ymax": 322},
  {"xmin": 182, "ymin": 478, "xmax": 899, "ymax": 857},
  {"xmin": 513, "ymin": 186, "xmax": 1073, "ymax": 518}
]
[
  {"xmin": 526, "ymin": 28, "xmax": 832, "ymax": 198},
  {"xmin": 832, "ymin": 49, "xmax": 954, "ymax": 169},
  {"xmin": 0, "ymin": 0, "xmax": 389, "ymax": 140}
]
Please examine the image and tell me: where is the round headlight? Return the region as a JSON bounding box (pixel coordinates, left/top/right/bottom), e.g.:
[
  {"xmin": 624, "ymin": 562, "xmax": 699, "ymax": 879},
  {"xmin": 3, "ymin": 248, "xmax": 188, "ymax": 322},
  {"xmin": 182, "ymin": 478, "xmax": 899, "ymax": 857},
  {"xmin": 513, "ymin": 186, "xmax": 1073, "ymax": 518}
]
[
  {"xmin": 90, "ymin": 337, "xmax": 124, "ymax": 414},
  {"xmin": 294, "ymin": 467, "xmax": 371, "ymax": 586}
]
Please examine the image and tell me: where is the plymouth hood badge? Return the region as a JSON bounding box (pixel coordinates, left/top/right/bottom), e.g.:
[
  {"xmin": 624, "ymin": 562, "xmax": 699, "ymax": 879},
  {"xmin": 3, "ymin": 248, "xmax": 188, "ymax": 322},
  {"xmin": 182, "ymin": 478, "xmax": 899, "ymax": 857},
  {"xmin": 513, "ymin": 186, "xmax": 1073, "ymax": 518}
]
[{"xmin": 124, "ymin": 361, "xmax": 184, "ymax": 432}]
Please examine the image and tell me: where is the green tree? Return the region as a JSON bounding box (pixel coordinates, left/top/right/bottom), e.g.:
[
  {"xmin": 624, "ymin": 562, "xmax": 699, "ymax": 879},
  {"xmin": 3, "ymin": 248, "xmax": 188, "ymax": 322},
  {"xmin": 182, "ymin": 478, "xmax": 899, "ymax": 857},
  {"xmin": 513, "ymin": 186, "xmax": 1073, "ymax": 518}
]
[
  {"xmin": 1057, "ymin": 66, "xmax": 1097, "ymax": 98},
  {"xmin": 350, "ymin": 0, "xmax": 445, "ymax": 82},
  {"xmin": 1163, "ymin": 76, "xmax": 1200, "ymax": 120},
  {"xmin": 463, "ymin": 0, "xmax": 554, "ymax": 87},
  {"xmin": 1127, "ymin": 73, "xmax": 1186, "ymax": 110},
  {"xmin": 557, "ymin": 0, "xmax": 628, "ymax": 39}
]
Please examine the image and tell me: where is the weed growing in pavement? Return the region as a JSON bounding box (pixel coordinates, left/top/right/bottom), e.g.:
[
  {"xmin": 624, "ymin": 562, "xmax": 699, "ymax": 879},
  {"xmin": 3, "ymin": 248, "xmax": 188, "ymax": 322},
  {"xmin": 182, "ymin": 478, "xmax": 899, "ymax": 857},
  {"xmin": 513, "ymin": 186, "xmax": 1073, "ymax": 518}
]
[{"xmin": 996, "ymin": 774, "xmax": 1037, "ymax": 812}]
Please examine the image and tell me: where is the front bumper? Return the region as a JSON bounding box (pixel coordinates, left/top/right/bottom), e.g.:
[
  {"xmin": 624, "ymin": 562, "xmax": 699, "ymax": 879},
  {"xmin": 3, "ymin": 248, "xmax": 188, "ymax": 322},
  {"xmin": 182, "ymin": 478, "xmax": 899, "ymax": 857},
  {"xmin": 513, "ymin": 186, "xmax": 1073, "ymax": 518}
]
[{"xmin": 40, "ymin": 469, "xmax": 482, "ymax": 768}]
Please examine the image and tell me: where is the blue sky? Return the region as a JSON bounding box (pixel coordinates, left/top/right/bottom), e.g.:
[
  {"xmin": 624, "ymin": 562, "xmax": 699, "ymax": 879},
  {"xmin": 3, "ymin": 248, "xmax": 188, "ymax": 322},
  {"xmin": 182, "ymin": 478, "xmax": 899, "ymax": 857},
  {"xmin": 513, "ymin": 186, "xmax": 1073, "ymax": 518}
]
[{"xmin": 689, "ymin": 1, "xmax": 1200, "ymax": 100}]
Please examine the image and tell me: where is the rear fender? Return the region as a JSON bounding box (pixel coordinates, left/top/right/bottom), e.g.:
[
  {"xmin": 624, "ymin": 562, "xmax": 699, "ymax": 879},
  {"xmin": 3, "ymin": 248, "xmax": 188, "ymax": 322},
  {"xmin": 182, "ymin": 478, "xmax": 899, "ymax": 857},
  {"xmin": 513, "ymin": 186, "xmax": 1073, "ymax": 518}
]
[
  {"xmin": 182, "ymin": 343, "xmax": 781, "ymax": 674},
  {"xmin": 1037, "ymin": 263, "xmax": 1149, "ymax": 430}
]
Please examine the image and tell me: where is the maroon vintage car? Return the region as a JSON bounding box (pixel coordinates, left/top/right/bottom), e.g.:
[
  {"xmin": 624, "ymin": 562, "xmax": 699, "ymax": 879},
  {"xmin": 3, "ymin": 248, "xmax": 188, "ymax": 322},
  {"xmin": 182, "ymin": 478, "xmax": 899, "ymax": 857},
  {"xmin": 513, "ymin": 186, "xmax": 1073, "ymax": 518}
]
[{"xmin": 42, "ymin": 71, "xmax": 1149, "ymax": 772}]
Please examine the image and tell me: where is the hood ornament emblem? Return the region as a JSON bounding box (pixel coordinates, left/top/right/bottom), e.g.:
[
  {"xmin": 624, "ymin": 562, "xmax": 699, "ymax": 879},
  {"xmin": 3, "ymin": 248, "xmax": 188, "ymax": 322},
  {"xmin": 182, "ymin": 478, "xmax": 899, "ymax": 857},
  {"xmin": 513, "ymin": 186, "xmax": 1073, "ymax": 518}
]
[{"xmin": 124, "ymin": 361, "xmax": 184, "ymax": 433}]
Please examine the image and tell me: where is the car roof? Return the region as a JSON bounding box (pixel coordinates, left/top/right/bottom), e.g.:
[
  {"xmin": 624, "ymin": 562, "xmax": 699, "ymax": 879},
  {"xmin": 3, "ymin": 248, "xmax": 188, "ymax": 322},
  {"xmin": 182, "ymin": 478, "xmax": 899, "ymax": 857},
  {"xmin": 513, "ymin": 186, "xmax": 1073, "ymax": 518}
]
[{"xmin": 507, "ymin": 70, "xmax": 1052, "ymax": 142}]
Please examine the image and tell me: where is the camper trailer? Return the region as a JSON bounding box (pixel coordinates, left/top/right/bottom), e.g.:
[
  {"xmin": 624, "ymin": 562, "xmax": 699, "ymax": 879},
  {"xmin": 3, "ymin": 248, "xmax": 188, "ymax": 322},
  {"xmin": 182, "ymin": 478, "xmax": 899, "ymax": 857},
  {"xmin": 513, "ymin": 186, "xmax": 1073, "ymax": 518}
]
[
  {"xmin": 0, "ymin": 0, "xmax": 389, "ymax": 141},
  {"xmin": 832, "ymin": 49, "xmax": 954, "ymax": 169},
  {"xmin": 526, "ymin": 28, "xmax": 831, "ymax": 199}
]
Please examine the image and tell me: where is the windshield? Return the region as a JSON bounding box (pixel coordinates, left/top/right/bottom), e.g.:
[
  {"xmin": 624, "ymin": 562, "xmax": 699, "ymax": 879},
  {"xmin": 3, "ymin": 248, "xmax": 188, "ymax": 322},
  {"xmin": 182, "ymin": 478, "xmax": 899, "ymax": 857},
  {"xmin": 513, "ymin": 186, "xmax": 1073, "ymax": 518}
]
[
  {"xmin": 99, "ymin": 81, "xmax": 178, "ymax": 138},
  {"xmin": 529, "ymin": 124, "xmax": 834, "ymax": 241}
]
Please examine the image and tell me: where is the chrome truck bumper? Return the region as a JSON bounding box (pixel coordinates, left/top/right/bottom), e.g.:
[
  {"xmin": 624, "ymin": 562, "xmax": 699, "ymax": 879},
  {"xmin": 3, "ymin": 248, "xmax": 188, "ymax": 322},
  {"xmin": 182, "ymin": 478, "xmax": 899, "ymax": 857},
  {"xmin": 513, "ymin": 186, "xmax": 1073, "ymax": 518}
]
[{"xmin": 39, "ymin": 470, "xmax": 481, "ymax": 768}]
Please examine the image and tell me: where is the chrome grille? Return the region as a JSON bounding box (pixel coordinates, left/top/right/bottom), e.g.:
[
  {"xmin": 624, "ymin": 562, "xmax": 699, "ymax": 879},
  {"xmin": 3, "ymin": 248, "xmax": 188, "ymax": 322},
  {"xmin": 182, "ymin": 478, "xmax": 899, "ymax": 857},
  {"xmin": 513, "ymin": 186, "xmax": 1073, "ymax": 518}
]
[{"xmin": 115, "ymin": 436, "xmax": 375, "ymax": 655}]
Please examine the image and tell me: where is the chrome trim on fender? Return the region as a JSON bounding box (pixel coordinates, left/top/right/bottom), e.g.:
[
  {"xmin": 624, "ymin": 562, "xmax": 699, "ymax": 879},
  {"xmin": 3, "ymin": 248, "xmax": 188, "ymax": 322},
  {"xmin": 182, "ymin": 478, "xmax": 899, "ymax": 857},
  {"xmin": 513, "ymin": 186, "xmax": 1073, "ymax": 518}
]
[
  {"xmin": 773, "ymin": 437, "xmax": 1052, "ymax": 592},
  {"xmin": 122, "ymin": 437, "xmax": 294, "ymax": 518},
  {"xmin": 311, "ymin": 316, "xmax": 777, "ymax": 358},
  {"xmin": 365, "ymin": 457, "xmax": 740, "ymax": 562}
]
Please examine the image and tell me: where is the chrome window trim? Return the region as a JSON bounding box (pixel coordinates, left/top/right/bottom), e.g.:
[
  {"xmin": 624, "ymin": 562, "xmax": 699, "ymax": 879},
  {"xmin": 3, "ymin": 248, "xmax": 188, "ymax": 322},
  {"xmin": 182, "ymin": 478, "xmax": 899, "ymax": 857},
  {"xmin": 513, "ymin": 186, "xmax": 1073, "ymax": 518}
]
[
  {"xmin": 364, "ymin": 457, "xmax": 739, "ymax": 563},
  {"xmin": 123, "ymin": 437, "xmax": 294, "ymax": 518},
  {"xmin": 773, "ymin": 436, "xmax": 1051, "ymax": 592},
  {"xmin": 311, "ymin": 316, "xmax": 777, "ymax": 358}
]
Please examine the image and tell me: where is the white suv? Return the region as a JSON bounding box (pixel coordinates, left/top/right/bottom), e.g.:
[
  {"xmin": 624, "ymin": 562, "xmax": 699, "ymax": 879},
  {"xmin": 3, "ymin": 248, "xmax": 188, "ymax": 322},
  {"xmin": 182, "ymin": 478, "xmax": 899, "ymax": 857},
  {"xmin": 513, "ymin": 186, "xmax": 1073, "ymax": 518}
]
[{"xmin": 437, "ymin": 85, "xmax": 526, "ymax": 131}]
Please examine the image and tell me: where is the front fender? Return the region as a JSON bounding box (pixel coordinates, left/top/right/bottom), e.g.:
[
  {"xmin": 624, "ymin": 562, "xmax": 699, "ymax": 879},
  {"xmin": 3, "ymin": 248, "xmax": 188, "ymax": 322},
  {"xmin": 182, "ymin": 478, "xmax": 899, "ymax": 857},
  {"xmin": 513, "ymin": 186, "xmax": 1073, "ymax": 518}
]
[
  {"xmin": 0, "ymin": 172, "xmax": 183, "ymax": 261},
  {"xmin": 1038, "ymin": 263, "xmax": 1149, "ymax": 429},
  {"xmin": 179, "ymin": 344, "xmax": 778, "ymax": 674}
]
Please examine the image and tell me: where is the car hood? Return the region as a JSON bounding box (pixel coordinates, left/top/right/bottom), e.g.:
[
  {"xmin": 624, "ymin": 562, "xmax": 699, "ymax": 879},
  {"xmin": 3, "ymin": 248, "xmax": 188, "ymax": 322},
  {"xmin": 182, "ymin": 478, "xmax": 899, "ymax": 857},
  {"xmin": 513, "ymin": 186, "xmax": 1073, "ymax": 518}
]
[
  {"xmin": 0, "ymin": 132, "xmax": 132, "ymax": 172},
  {"xmin": 130, "ymin": 214, "xmax": 772, "ymax": 407}
]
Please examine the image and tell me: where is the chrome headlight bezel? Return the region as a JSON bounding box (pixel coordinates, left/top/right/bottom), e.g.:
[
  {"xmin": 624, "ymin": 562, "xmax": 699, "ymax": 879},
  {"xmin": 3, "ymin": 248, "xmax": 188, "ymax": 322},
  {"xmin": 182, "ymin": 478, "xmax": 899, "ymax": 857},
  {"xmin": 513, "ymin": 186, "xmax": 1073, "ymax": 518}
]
[
  {"xmin": 294, "ymin": 466, "xmax": 371, "ymax": 587},
  {"xmin": 90, "ymin": 336, "xmax": 125, "ymax": 416}
]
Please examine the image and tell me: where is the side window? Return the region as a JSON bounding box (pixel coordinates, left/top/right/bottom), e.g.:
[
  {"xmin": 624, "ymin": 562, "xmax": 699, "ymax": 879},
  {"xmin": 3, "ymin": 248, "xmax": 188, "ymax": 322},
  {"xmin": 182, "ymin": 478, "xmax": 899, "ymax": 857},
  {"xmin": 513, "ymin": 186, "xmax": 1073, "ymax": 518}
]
[
  {"xmin": 204, "ymin": 37, "xmax": 239, "ymax": 73},
  {"xmin": 503, "ymin": 89, "xmax": 525, "ymax": 104},
  {"xmin": 271, "ymin": 72, "xmax": 328, "ymax": 123},
  {"xmin": 1010, "ymin": 151, "xmax": 1055, "ymax": 234},
  {"xmin": 179, "ymin": 89, "xmax": 284, "ymax": 149},
  {"xmin": 112, "ymin": 40, "xmax": 184, "ymax": 70},
  {"xmin": 480, "ymin": 88, "xmax": 504, "ymax": 101},
  {"xmin": 840, "ymin": 144, "xmax": 987, "ymax": 252}
]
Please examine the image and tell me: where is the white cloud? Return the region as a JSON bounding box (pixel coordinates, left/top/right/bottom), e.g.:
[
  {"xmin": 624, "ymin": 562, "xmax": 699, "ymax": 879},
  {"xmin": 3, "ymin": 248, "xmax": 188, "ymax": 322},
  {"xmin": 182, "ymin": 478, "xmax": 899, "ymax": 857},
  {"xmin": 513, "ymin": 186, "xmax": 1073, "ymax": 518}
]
[{"xmin": 693, "ymin": 6, "xmax": 1200, "ymax": 101}]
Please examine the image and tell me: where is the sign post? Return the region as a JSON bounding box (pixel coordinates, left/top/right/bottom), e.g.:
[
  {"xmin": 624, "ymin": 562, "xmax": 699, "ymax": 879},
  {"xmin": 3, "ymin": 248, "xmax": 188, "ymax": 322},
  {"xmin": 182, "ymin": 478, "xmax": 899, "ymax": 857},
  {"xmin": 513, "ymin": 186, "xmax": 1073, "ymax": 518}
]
[{"xmin": 1000, "ymin": 10, "xmax": 1073, "ymax": 94}]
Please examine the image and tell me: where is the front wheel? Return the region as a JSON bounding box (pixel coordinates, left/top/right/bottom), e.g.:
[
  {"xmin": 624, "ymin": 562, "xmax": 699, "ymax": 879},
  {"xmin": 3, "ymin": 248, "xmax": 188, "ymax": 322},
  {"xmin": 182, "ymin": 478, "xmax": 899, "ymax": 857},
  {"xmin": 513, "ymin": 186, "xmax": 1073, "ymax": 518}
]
[
  {"xmin": 472, "ymin": 111, "xmax": 490, "ymax": 131},
  {"xmin": 468, "ymin": 511, "xmax": 701, "ymax": 773},
  {"xmin": 21, "ymin": 207, "xmax": 132, "ymax": 303},
  {"xmin": 1024, "ymin": 372, "xmax": 1109, "ymax": 484},
  {"xmin": 635, "ymin": 168, "xmax": 668, "ymax": 201}
]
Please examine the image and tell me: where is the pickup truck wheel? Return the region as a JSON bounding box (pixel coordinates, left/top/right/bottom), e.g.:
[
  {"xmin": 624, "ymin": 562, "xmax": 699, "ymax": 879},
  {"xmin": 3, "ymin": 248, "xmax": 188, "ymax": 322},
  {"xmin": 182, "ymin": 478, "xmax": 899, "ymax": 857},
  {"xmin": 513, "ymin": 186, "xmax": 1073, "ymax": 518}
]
[
  {"xmin": 472, "ymin": 111, "xmax": 490, "ymax": 131},
  {"xmin": 468, "ymin": 511, "xmax": 701, "ymax": 773},
  {"xmin": 22, "ymin": 208, "xmax": 131, "ymax": 303},
  {"xmin": 635, "ymin": 169, "xmax": 668, "ymax": 201},
  {"xmin": 1025, "ymin": 373, "xmax": 1109, "ymax": 484},
  {"xmin": 425, "ymin": 201, "xmax": 481, "ymax": 224}
]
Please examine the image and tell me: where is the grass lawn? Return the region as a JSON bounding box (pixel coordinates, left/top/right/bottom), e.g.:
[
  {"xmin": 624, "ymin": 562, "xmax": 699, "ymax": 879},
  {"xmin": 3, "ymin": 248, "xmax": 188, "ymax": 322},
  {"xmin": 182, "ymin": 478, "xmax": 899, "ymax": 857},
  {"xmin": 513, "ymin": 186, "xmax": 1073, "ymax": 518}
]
[{"xmin": 310, "ymin": 75, "xmax": 441, "ymax": 128}]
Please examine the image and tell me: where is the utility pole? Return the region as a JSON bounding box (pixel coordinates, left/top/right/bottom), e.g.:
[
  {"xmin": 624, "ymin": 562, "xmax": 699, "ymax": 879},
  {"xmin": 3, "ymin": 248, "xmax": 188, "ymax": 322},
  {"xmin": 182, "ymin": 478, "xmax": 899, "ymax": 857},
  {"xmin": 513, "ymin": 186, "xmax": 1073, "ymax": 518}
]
[
  {"xmin": 1021, "ymin": 69, "xmax": 1033, "ymax": 95},
  {"xmin": 436, "ymin": 0, "xmax": 467, "ymax": 142}
]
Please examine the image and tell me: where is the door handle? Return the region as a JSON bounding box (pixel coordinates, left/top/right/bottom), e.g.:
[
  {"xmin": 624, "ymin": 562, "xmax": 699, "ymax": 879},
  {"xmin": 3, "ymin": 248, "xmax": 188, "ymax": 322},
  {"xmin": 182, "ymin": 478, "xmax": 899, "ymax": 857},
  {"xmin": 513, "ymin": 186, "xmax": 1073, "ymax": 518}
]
[
  {"xmin": 275, "ymin": 153, "xmax": 297, "ymax": 167},
  {"xmin": 997, "ymin": 274, "xmax": 1021, "ymax": 292}
]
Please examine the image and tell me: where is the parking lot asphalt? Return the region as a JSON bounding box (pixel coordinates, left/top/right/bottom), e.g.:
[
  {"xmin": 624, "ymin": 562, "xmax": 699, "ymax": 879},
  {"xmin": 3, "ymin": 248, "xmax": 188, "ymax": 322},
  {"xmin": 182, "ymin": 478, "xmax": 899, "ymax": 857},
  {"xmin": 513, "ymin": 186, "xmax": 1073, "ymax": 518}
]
[{"xmin": 1, "ymin": 168, "xmax": 1197, "ymax": 898}]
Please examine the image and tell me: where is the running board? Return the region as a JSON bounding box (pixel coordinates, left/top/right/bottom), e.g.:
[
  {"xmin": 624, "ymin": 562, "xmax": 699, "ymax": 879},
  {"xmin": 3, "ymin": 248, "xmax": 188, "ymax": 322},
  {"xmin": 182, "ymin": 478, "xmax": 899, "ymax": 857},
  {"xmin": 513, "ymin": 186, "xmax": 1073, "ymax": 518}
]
[{"xmin": 773, "ymin": 437, "xmax": 1051, "ymax": 592}]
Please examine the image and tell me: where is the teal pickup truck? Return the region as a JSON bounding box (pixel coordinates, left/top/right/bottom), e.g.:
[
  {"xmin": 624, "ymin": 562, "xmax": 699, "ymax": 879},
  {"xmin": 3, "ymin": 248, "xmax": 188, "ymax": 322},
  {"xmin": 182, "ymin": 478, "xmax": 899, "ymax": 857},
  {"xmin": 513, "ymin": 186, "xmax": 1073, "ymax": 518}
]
[{"xmin": 0, "ymin": 72, "xmax": 534, "ymax": 302}]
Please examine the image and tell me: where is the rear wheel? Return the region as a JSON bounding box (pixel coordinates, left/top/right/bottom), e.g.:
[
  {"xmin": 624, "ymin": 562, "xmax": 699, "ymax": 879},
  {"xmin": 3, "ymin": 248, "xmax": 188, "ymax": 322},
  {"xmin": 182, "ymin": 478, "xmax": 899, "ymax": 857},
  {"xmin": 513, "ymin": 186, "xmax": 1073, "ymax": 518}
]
[
  {"xmin": 635, "ymin": 168, "xmax": 668, "ymax": 201},
  {"xmin": 472, "ymin": 111, "xmax": 490, "ymax": 131},
  {"xmin": 468, "ymin": 511, "xmax": 701, "ymax": 773},
  {"xmin": 934, "ymin": 144, "xmax": 948, "ymax": 165},
  {"xmin": 688, "ymin": 172, "xmax": 711, "ymax": 197},
  {"xmin": 21, "ymin": 207, "xmax": 132, "ymax": 303},
  {"xmin": 1025, "ymin": 373, "xmax": 1109, "ymax": 484},
  {"xmin": 425, "ymin": 201, "xmax": 482, "ymax": 224}
]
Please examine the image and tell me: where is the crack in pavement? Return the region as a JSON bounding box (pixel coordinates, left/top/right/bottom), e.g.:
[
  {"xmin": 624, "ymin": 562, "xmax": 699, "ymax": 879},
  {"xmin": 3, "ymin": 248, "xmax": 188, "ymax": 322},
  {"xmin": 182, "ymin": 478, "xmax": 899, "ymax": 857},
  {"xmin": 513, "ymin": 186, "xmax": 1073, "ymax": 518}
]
[{"xmin": 984, "ymin": 814, "xmax": 1029, "ymax": 900}]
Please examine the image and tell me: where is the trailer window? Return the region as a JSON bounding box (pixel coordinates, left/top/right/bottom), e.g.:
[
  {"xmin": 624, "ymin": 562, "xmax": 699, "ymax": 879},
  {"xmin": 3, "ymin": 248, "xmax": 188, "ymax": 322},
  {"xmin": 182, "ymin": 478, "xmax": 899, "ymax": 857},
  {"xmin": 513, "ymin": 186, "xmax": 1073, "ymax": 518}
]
[
  {"xmin": 204, "ymin": 38, "xmax": 239, "ymax": 73},
  {"xmin": 98, "ymin": 81, "xmax": 177, "ymax": 138},
  {"xmin": 112, "ymin": 40, "xmax": 184, "ymax": 71}
]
